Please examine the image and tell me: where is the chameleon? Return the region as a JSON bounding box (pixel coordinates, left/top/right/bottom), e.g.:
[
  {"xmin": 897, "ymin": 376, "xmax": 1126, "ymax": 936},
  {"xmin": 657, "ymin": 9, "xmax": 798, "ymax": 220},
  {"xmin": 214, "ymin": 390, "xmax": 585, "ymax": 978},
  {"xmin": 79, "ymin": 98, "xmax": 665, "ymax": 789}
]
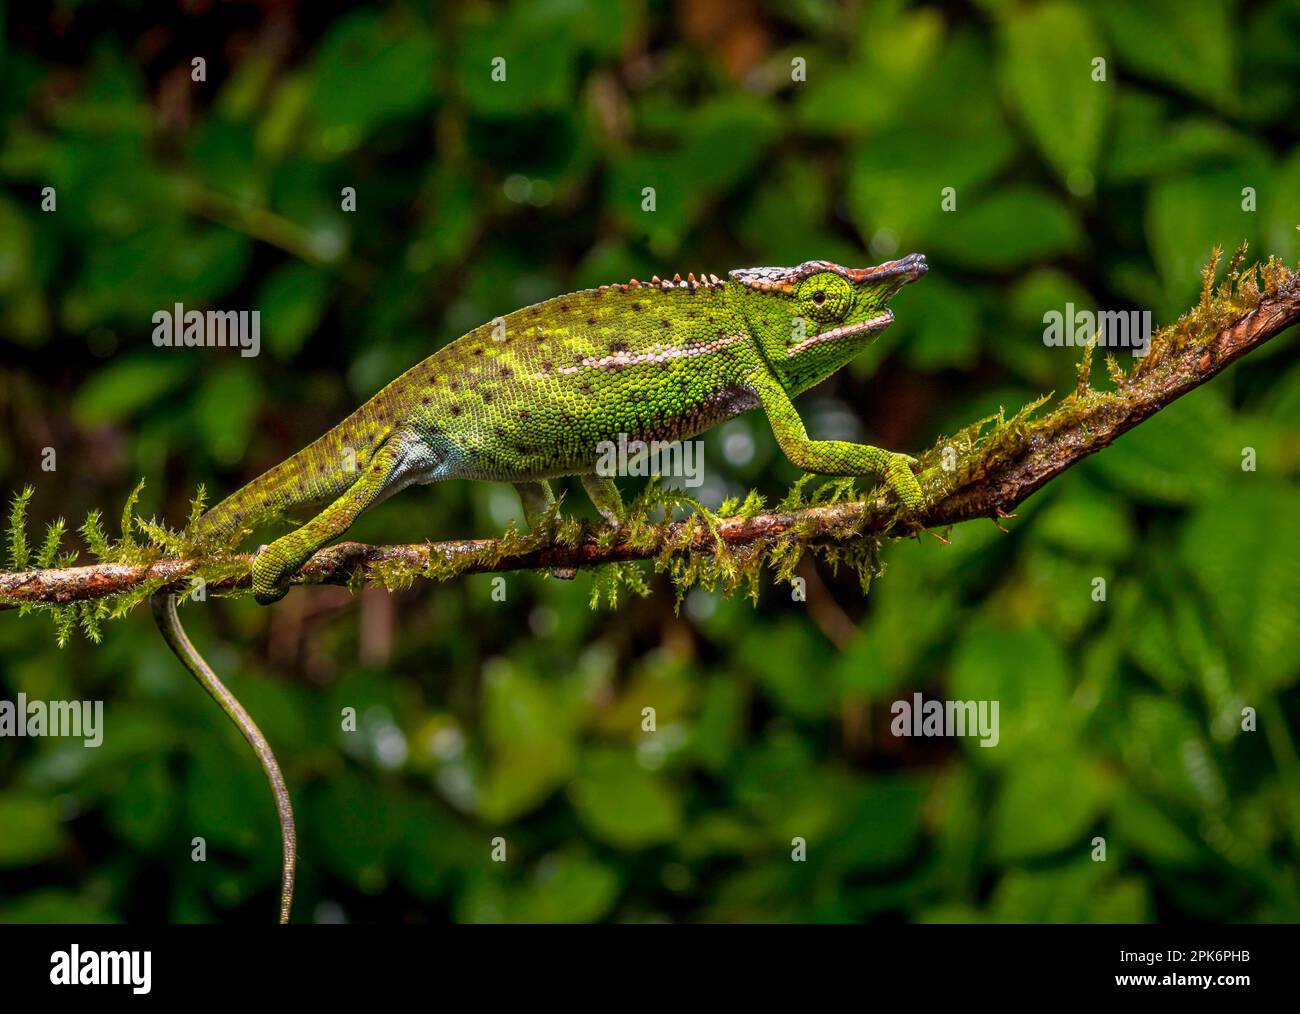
[
  {"xmin": 151, "ymin": 253, "xmax": 930, "ymax": 922},
  {"xmin": 191, "ymin": 252, "xmax": 931, "ymax": 604}
]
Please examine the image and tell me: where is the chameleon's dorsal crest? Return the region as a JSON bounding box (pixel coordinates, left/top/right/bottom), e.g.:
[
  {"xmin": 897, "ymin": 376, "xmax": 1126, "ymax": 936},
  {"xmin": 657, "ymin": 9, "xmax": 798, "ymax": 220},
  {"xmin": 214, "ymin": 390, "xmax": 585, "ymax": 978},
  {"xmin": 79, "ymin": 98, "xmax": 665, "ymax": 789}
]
[
  {"xmin": 729, "ymin": 255, "xmax": 928, "ymax": 293},
  {"xmin": 599, "ymin": 271, "xmax": 723, "ymax": 293}
]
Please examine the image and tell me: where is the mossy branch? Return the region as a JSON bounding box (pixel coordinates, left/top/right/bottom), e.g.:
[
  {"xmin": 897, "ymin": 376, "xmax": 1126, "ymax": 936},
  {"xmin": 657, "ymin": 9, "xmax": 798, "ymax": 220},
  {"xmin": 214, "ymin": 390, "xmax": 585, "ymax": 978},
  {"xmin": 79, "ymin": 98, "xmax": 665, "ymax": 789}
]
[{"xmin": 2, "ymin": 248, "xmax": 1298, "ymax": 622}]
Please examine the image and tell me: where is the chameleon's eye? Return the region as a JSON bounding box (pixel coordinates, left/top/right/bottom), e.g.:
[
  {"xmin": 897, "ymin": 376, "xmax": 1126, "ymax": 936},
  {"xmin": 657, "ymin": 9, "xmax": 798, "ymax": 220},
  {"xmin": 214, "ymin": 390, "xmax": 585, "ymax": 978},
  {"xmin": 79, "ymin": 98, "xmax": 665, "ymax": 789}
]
[{"xmin": 796, "ymin": 272, "xmax": 853, "ymax": 324}]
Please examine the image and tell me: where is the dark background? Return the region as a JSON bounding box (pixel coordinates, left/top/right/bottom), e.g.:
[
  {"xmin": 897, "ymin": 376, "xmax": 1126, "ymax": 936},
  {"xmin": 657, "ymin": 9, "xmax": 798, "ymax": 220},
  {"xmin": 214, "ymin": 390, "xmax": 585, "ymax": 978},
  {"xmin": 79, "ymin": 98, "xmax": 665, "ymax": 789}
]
[{"xmin": 1, "ymin": 0, "xmax": 1298, "ymax": 923}]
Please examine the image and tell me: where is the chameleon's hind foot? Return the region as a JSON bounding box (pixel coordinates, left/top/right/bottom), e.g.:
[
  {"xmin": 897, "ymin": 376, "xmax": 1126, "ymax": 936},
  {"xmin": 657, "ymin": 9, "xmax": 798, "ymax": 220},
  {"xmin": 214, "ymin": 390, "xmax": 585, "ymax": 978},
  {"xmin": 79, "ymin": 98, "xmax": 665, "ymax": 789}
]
[
  {"xmin": 513, "ymin": 480, "xmax": 578, "ymax": 580},
  {"xmin": 580, "ymin": 473, "xmax": 625, "ymax": 529},
  {"xmin": 251, "ymin": 544, "xmax": 292, "ymax": 605}
]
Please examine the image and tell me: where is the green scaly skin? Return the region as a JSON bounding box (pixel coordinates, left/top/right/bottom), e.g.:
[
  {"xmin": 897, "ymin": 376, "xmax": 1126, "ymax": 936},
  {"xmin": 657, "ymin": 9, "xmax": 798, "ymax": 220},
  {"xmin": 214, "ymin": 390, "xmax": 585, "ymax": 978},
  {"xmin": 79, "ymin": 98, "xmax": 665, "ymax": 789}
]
[{"xmin": 196, "ymin": 254, "xmax": 931, "ymax": 604}]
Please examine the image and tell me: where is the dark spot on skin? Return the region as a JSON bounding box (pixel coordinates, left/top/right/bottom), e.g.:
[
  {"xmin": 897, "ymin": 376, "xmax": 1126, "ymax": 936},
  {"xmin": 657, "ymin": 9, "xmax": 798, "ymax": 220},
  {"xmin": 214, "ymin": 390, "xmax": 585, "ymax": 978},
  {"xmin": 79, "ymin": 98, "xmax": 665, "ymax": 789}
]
[
  {"xmin": 558, "ymin": 302, "xmax": 570, "ymax": 312},
  {"xmin": 449, "ymin": 380, "xmax": 461, "ymax": 392},
  {"xmin": 587, "ymin": 317, "xmax": 597, "ymax": 325},
  {"xmin": 421, "ymin": 396, "xmax": 430, "ymax": 405},
  {"xmin": 473, "ymin": 348, "xmax": 485, "ymax": 356},
  {"xmin": 517, "ymin": 409, "xmax": 531, "ymax": 419},
  {"xmin": 482, "ymin": 390, "xmax": 494, "ymax": 403},
  {"xmin": 580, "ymin": 382, "xmax": 592, "ymax": 394},
  {"xmin": 541, "ymin": 360, "xmax": 554, "ymax": 373},
  {"xmin": 500, "ymin": 366, "xmax": 513, "ymax": 379},
  {"xmin": 631, "ymin": 302, "xmax": 643, "ymax": 311},
  {"xmin": 660, "ymin": 319, "xmax": 670, "ymax": 328},
  {"xmin": 609, "ymin": 340, "xmax": 629, "ymax": 353},
  {"xmin": 494, "ymin": 426, "xmax": 507, "ymax": 439},
  {"xmin": 450, "ymin": 405, "xmax": 462, "ymax": 416}
]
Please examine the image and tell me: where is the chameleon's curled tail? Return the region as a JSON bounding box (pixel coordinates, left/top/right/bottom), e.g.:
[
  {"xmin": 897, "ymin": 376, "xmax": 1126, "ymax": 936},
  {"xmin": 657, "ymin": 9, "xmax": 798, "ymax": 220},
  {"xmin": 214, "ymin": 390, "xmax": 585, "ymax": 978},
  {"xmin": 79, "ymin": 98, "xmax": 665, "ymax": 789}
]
[{"xmin": 150, "ymin": 591, "xmax": 296, "ymax": 924}]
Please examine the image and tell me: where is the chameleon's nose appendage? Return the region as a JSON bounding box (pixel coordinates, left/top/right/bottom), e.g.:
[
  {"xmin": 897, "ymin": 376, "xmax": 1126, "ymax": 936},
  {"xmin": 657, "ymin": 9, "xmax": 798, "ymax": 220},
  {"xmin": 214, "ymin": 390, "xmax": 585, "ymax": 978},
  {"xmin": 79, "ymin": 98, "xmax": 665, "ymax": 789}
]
[{"xmin": 857, "ymin": 252, "xmax": 927, "ymax": 284}]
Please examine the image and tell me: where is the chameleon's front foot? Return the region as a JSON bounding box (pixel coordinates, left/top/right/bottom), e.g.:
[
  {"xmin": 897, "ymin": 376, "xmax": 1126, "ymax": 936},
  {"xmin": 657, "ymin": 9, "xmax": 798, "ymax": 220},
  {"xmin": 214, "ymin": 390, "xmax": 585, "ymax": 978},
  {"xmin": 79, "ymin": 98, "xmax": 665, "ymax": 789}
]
[
  {"xmin": 884, "ymin": 452, "xmax": 925, "ymax": 513},
  {"xmin": 251, "ymin": 544, "xmax": 293, "ymax": 605}
]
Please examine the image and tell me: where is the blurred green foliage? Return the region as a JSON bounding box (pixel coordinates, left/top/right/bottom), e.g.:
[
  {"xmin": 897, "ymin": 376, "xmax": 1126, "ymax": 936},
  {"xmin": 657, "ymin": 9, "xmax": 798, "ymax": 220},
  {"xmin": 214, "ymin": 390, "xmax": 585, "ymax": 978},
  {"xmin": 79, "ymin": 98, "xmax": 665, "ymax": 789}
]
[{"xmin": 1, "ymin": 0, "xmax": 1299, "ymax": 923}]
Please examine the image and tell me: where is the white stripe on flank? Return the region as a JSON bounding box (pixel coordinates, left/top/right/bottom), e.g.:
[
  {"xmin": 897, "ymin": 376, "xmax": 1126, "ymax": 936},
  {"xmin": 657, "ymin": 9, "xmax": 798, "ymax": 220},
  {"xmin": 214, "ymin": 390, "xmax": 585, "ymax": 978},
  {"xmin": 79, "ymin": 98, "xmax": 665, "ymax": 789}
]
[{"xmin": 558, "ymin": 334, "xmax": 744, "ymax": 374}]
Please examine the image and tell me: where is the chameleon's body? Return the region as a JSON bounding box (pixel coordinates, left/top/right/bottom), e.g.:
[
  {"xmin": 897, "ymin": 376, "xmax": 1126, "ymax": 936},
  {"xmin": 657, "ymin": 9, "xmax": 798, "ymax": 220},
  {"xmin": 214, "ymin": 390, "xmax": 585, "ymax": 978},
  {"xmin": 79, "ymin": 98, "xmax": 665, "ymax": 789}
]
[
  {"xmin": 157, "ymin": 253, "xmax": 930, "ymax": 921},
  {"xmin": 194, "ymin": 254, "xmax": 930, "ymax": 603}
]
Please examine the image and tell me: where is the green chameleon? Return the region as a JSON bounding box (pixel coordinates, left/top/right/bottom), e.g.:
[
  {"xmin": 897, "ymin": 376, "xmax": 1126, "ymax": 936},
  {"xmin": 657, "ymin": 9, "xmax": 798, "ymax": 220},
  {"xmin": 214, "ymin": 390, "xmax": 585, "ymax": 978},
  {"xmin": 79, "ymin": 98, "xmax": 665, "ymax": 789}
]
[
  {"xmin": 152, "ymin": 253, "xmax": 930, "ymax": 922},
  {"xmin": 199, "ymin": 252, "xmax": 929, "ymax": 604}
]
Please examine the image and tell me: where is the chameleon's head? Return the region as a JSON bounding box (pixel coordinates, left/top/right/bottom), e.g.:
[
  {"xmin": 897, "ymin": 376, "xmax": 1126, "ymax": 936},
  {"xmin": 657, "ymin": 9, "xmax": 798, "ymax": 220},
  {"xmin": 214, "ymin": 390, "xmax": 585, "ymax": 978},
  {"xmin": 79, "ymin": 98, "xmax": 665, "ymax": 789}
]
[{"xmin": 729, "ymin": 254, "xmax": 927, "ymax": 392}]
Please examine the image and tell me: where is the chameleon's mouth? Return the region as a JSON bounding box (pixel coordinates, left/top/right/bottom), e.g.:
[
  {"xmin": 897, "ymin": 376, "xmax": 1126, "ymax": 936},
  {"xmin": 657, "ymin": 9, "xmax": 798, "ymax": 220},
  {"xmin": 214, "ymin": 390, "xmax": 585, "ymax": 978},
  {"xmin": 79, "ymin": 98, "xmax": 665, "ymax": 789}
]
[{"xmin": 786, "ymin": 309, "xmax": 894, "ymax": 355}]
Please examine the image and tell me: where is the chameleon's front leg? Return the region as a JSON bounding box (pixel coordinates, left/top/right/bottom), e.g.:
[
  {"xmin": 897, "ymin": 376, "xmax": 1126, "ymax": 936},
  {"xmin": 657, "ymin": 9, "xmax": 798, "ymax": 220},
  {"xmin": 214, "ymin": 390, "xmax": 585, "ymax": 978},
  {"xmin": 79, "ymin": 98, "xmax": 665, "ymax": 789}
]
[
  {"xmin": 749, "ymin": 371, "xmax": 925, "ymax": 510},
  {"xmin": 252, "ymin": 438, "xmax": 409, "ymax": 604}
]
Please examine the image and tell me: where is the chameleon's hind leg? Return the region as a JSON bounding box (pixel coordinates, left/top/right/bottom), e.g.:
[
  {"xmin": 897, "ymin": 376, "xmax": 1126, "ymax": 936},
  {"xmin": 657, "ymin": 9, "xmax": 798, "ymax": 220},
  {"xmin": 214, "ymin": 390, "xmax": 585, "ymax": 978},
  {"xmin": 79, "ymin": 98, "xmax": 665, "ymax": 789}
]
[
  {"xmin": 252, "ymin": 438, "xmax": 409, "ymax": 604},
  {"xmin": 514, "ymin": 480, "xmax": 576, "ymax": 580},
  {"xmin": 514, "ymin": 480, "xmax": 560, "ymax": 531},
  {"xmin": 580, "ymin": 473, "xmax": 624, "ymax": 527}
]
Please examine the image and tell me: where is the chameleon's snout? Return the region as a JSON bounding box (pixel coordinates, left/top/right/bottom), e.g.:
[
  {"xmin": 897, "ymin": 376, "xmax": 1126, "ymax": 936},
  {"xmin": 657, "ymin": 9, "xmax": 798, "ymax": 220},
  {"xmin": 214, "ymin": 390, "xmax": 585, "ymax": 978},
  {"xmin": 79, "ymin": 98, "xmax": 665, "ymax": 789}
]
[{"xmin": 864, "ymin": 252, "xmax": 927, "ymax": 284}]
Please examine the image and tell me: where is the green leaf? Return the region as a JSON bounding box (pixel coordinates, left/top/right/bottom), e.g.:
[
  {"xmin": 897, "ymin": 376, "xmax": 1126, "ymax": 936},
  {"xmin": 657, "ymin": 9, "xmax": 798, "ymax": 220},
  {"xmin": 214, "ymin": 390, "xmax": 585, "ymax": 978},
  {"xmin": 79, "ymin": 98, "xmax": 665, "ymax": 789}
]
[
  {"xmin": 107, "ymin": 756, "xmax": 174, "ymax": 849},
  {"xmin": 928, "ymin": 189, "xmax": 1082, "ymax": 270},
  {"xmin": 513, "ymin": 852, "xmax": 621, "ymax": 923},
  {"xmin": 1180, "ymin": 484, "xmax": 1300, "ymax": 690},
  {"xmin": 902, "ymin": 274, "xmax": 980, "ymax": 370},
  {"xmin": 947, "ymin": 624, "xmax": 1073, "ymax": 766},
  {"xmin": 1033, "ymin": 485, "xmax": 1134, "ymax": 560},
  {"xmin": 72, "ymin": 357, "xmax": 191, "ymax": 427},
  {"xmin": 1085, "ymin": 386, "xmax": 1232, "ymax": 503},
  {"xmin": 1111, "ymin": 786, "xmax": 1202, "ymax": 867},
  {"xmin": 797, "ymin": 7, "xmax": 945, "ymax": 136},
  {"xmin": 193, "ymin": 365, "xmax": 262, "ymax": 467},
  {"xmin": 0, "ymin": 890, "xmax": 113, "ymax": 924},
  {"xmin": 0, "ymin": 793, "xmax": 66, "ymax": 867},
  {"xmin": 1146, "ymin": 166, "xmax": 1263, "ymax": 297},
  {"xmin": 568, "ymin": 748, "xmax": 682, "ymax": 849},
  {"xmin": 477, "ymin": 661, "xmax": 577, "ymax": 822},
  {"xmin": 737, "ymin": 618, "xmax": 836, "ymax": 719},
  {"xmin": 311, "ymin": 10, "xmax": 438, "ymax": 153},
  {"xmin": 991, "ymin": 753, "xmax": 1109, "ymax": 861},
  {"xmin": 847, "ymin": 124, "xmax": 1016, "ymax": 248},
  {"xmin": 1096, "ymin": 0, "xmax": 1236, "ymax": 111},
  {"xmin": 998, "ymin": 2, "xmax": 1109, "ymax": 185},
  {"xmin": 991, "ymin": 862, "xmax": 1151, "ymax": 922}
]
